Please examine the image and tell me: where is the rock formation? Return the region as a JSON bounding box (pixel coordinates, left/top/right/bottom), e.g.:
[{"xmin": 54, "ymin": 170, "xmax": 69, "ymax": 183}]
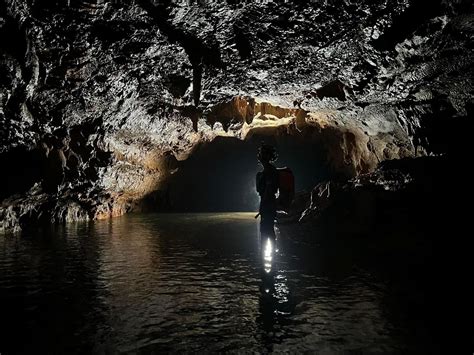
[{"xmin": 1, "ymin": 0, "xmax": 472, "ymax": 232}]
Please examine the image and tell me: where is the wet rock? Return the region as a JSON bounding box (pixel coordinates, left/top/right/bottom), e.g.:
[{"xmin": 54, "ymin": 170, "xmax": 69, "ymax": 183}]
[{"xmin": 0, "ymin": 184, "xmax": 51, "ymax": 234}]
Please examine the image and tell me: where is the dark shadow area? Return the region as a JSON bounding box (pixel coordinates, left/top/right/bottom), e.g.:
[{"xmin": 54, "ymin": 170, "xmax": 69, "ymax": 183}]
[
  {"xmin": 0, "ymin": 222, "xmax": 109, "ymax": 354},
  {"xmin": 167, "ymin": 133, "xmax": 331, "ymax": 212},
  {"xmin": 373, "ymin": 0, "xmax": 443, "ymax": 51},
  {"xmin": 284, "ymin": 150, "xmax": 474, "ymax": 353},
  {"xmin": 0, "ymin": 14, "xmax": 27, "ymax": 64},
  {"xmin": 0, "ymin": 146, "xmax": 42, "ymax": 200}
]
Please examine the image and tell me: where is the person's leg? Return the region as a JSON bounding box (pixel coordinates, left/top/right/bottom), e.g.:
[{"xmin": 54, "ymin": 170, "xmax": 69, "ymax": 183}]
[{"xmin": 260, "ymin": 214, "xmax": 276, "ymax": 240}]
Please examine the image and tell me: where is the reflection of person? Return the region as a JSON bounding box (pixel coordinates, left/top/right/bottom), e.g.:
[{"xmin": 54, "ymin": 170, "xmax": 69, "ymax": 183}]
[
  {"xmin": 257, "ymin": 235, "xmax": 293, "ymax": 352},
  {"xmin": 257, "ymin": 235, "xmax": 277, "ymax": 352},
  {"xmin": 256, "ymin": 144, "xmax": 279, "ymax": 239}
]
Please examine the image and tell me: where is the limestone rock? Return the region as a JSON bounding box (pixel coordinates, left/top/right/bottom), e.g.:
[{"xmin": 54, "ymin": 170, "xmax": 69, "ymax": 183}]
[{"xmin": 0, "ymin": 0, "xmax": 472, "ymax": 232}]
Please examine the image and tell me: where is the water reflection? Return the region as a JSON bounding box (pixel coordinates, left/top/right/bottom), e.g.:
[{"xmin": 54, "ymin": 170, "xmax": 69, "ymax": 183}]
[
  {"xmin": 0, "ymin": 213, "xmax": 421, "ymax": 353},
  {"xmin": 257, "ymin": 227, "xmax": 294, "ymax": 352},
  {"xmin": 263, "ymin": 237, "xmax": 274, "ymax": 274},
  {"xmin": 0, "ymin": 222, "xmax": 110, "ymax": 354}
]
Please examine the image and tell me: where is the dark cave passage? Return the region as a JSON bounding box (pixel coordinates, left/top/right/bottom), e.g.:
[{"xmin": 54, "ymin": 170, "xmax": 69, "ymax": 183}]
[
  {"xmin": 166, "ymin": 134, "xmax": 331, "ymax": 212},
  {"xmin": 0, "ymin": 146, "xmax": 43, "ymax": 200}
]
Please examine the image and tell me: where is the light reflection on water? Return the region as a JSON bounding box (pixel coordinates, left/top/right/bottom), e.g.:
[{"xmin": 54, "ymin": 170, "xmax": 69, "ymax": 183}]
[{"xmin": 0, "ymin": 213, "xmax": 407, "ymax": 353}]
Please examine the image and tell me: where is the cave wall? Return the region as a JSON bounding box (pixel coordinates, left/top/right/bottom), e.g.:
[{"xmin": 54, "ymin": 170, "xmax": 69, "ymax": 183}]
[{"xmin": 0, "ymin": 0, "xmax": 472, "ymax": 232}]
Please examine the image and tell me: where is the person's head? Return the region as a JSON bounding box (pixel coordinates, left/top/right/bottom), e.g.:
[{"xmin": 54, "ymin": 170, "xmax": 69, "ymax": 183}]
[{"xmin": 257, "ymin": 143, "xmax": 278, "ymax": 165}]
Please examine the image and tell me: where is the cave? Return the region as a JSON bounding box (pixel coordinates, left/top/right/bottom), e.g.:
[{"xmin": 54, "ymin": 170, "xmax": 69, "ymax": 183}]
[{"xmin": 0, "ymin": 0, "xmax": 473, "ymax": 353}]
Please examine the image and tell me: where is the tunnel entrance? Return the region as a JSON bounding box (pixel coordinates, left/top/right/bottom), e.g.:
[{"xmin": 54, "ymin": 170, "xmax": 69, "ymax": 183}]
[{"xmin": 166, "ymin": 133, "xmax": 331, "ymax": 212}]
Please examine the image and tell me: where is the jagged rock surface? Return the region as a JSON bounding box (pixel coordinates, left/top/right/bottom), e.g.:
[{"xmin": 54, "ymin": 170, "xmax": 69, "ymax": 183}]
[
  {"xmin": 1, "ymin": 0, "xmax": 472, "ymax": 232},
  {"xmin": 294, "ymin": 154, "xmax": 470, "ymax": 246}
]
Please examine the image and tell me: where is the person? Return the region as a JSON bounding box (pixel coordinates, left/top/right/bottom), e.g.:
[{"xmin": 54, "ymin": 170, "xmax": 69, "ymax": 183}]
[{"xmin": 256, "ymin": 143, "xmax": 279, "ymax": 239}]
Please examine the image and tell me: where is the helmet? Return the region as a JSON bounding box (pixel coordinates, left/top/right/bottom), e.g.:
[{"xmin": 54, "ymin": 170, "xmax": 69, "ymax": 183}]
[{"xmin": 257, "ymin": 143, "xmax": 278, "ymax": 163}]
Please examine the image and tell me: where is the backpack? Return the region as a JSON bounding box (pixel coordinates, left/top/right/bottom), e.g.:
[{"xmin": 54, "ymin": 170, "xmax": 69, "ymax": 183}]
[{"xmin": 277, "ymin": 167, "xmax": 295, "ymax": 212}]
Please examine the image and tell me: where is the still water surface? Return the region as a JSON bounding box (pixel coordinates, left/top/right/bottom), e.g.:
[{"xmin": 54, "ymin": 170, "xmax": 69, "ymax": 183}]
[{"xmin": 1, "ymin": 213, "xmax": 409, "ymax": 353}]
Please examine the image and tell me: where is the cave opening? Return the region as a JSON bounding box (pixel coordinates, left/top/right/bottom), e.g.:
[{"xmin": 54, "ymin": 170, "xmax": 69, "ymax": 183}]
[{"xmin": 165, "ymin": 133, "xmax": 331, "ymax": 213}]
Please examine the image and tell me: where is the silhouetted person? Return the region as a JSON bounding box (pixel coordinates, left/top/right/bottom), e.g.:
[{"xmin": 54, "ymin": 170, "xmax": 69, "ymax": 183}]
[{"xmin": 256, "ymin": 144, "xmax": 279, "ymax": 239}]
